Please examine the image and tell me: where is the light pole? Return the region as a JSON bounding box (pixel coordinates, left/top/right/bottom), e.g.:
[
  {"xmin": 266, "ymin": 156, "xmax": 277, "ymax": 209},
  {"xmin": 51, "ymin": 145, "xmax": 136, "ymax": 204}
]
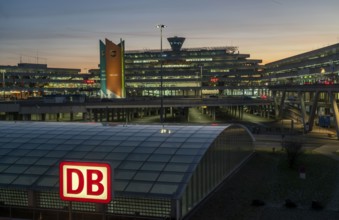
[
  {"xmin": 200, "ymin": 65, "xmax": 203, "ymax": 99},
  {"xmin": 2, "ymin": 71, "xmax": 4, "ymax": 100},
  {"xmin": 157, "ymin": 24, "xmax": 166, "ymax": 126}
]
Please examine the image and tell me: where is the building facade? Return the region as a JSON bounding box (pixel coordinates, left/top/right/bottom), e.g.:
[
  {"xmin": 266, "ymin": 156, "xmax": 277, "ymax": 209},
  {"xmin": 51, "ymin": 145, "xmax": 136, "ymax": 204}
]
[
  {"xmin": 0, "ymin": 63, "xmax": 99, "ymax": 100},
  {"xmin": 99, "ymin": 39, "xmax": 125, "ymax": 98},
  {"xmin": 263, "ymin": 43, "xmax": 339, "ymax": 85},
  {"xmin": 98, "ymin": 37, "xmax": 265, "ymax": 97},
  {"xmin": 123, "ymin": 36, "xmax": 264, "ymax": 98}
]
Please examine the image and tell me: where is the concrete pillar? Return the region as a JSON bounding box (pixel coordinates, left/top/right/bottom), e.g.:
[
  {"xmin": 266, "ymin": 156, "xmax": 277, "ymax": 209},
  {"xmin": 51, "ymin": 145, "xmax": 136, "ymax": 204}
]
[
  {"xmin": 211, "ymin": 107, "xmax": 216, "ymax": 121},
  {"xmin": 99, "ymin": 109, "xmax": 103, "ymax": 122},
  {"xmin": 94, "ymin": 109, "xmax": 98, "ymax": 122},
  {"xmin": 111, "ymin": 109, "xmax": 115, "ymax": 121},
  {"xmin": 298, "ymin": 91, "xmax": 308, "ymax": 133},
  {"xmin": 308, "ymin": 91, "xmax": 320, "ymax": 132},
  {"xmin": 88, "ymin": 109, "xmax": 92, "ymax": 121},
  {"xmin": 329, "ymin": 91, "xmax": 339, "ymax": 139},
  {"xmin": 278, "ymin": 91, "xmax": 286, "ymax": 119},
  {"xmin": 105, "ymin": 108, "xmax": 109, "ymax": 122}
]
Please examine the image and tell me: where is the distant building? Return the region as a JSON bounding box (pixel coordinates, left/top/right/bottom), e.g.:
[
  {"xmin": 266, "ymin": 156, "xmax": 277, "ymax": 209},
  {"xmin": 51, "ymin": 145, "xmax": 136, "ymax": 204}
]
[
  {"xmin": 100, "ymin": 36, "xmax": 264, "ymax": 98},
  {"xmin": 0, "ymin": 63, "xmax": 99, "ymax": 99},
  {"xmin": 263, "ymin": 43, "xmax": 339, "ymax": 85}
]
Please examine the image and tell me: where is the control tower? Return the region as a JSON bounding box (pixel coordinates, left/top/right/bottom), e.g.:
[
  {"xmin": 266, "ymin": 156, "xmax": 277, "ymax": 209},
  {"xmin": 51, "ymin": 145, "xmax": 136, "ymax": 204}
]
[{"xmin": 167, "ymin": 36, "xmax": 185, "ymax": 52}]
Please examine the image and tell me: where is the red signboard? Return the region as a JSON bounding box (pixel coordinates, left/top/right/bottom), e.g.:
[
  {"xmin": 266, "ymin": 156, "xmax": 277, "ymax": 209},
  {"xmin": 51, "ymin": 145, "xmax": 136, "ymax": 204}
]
[{"xmin": 59, "ymin": 161, "xmax": 112, "ymax": 203}]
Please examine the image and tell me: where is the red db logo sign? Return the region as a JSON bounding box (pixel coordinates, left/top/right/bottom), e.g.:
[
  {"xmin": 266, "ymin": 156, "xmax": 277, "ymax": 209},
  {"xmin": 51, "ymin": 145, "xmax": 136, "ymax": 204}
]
[{"xmin": 60, "ymin": 161, "xmax": 112, "ymax": 203}]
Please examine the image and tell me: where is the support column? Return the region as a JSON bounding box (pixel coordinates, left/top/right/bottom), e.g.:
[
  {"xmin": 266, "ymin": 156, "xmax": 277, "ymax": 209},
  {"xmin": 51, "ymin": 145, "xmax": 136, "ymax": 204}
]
[
  {"xmin": 211, "ymin": 107, "xmax": 216, "ymax": 121},
  {"xmin": 298, "ymin": 91, "xmax": 308, "ymax": 133},
  {"xmin": 70, "ymin": 112, "xmax": 74, "ymax": 121},
  {"xmin": 99, "ymin": 109, "xmax": 103, "ymax": 122},
  {"xmin": 94, "ymin": 109, "xmax": 98, "ymax": 122},
  {"xmin": 278, "ymin": 91, "xmax": 286, "ymax": 119},
  {"xmin": 105, "ymin": 107, "xmax": 109, "ymax": 122},
  {"xmin": 308, "ymin": 91, "xmax": 320, "ymax": 132},
  {"xmin": 329, "ymin": 91, "xmax": 339, "ymax": 139},
  {"xmin": 88, "ymin": 109, "xmax": 92, "ymax": 121}
]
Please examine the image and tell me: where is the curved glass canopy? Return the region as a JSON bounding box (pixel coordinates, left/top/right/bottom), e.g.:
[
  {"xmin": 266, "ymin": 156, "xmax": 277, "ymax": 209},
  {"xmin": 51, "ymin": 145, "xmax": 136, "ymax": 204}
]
[{"xmin": 0, "ymin": 121, "xmax": 254, "ymax": 219}]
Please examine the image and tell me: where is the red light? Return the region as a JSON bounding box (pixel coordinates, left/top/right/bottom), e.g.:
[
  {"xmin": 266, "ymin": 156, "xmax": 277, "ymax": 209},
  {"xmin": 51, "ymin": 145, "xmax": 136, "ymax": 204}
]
[
  {"xmin": 210, "ymin": 77, "xmax": 219, "ymax": 83},
  {"xmin": 85, "ymin": 80, "xmax": 95, "ymax": 84}
]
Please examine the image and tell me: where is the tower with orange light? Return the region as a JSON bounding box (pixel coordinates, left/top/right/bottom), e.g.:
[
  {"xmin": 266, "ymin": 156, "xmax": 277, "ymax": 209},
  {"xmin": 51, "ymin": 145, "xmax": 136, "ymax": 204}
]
[{"xmin": 99, "ymin": 39, "xmax": 125, "ymax": 98}]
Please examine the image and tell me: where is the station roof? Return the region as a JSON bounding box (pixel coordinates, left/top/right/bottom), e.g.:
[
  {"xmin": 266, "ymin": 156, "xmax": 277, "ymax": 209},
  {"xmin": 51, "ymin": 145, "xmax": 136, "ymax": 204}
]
[{"xmin": 0, "ymin": 122, "xmax": 250, "ymax": 199}]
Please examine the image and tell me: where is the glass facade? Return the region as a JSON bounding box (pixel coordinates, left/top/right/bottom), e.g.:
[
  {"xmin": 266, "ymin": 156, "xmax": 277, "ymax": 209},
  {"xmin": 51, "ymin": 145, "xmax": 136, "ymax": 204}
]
[
  {"xmin": 0, "ymin": 122, "xmax": 254, "ymax": 219},
  {"xmin": 124, "ymin": 42, "xmax": 263, "ymax": 98},
  {"xmin": 264, "ymin": 43, "xmax": 339, "ymax": 85},
  {"xmin": 0, "ymin": 63, "xmax": 99, "ymax": 99}
]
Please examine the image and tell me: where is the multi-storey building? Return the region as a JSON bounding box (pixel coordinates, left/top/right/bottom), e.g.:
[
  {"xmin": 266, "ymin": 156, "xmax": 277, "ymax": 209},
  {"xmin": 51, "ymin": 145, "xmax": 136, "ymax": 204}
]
[
  {"xmin": 0, "ymin": 63, "xmax": 99, "ymax": 100},
  {"xmin": 263, "ymin": 43, "xmax": 339, "ymax": 85},
  {"xmin": 100, "ymin": 37, "xmax": 264, "ymax": 98}
]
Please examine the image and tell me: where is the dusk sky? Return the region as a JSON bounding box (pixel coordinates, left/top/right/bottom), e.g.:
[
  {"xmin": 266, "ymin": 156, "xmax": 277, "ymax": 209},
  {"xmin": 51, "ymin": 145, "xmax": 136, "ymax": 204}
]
[{"xmin": 1, "ymin": 0, "xmax": 339, "ymax": 72}]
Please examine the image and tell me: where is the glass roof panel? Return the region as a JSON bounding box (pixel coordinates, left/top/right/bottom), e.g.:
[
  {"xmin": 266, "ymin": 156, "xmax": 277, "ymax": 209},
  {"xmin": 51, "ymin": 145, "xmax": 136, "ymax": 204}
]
[
  {"xmin": 16, "ymin": 157, "xmax": 40, "ymax": 165},
  {"xmin": 151, "ymin": 183, "xmax": 179, "ymax": 195},
  {"xmin": 4, "ymin": 165, "xmax": 29, "ymax": 174},
  {"xmin": 170, "ymin": 155, "xmax": 196, "ymax": 163},
  {"xmin": 0, "ymin": 148, "xmax": 12, "ymax": 156},
  {"xmin": 35, "ymin": 176, "xmax": 58, "ymax": 188},
  {"xmin": 104, "ymin": 152, "xmax": 129, "ymax": 161},
  {"xmin": 158, "ymin": 173, "xmax": 185, "ymax": 183},
  {"xmin": 126, "ymin": 153, "xmax": 150, "ymax": 161},
  {"xmin": 115, "ymin": 170, "xmax": 136, "ymax": 180},
  {"xmin": 140, "ymin": 162, "xmax": 166, "ymax": 171},
  {"xmin": 164, "ymin": 164, "xmax": 190, "ymax": 172},
  {"xmin": 12, "ymin": 175, "xmax": 39, "ymax": 186},
  {"xmin": 1, "ymin": 156, "xmax": 21, "ymax": 164},
  {"xmin": 0, "ymin": 174, "xmax": 17, "ymax": 184},
  {"xmin": 114, "ymin": 180, "xmax": 129, "ymax": 192},
  {"xmin": 0, "ymin": 164, "xmax": 10, "ymax": 172},
  {"xmin": 26, "ymin": 150, "xmax": 49, "ymax": 157},
  {"xmin": 119, "ymin": 161, "xmax": 144, "ymax": 170},
  {"xmin": 133, "ymin": 172, "xmax": 159, "ymax": 181},
  {"xmin": 125, "ymin": 182, "xmax": 153, "ymax": 193},
  {"xmin": 24, "ymin": 166, "xmax": 49, "ymax": 175},
  {"xmin": 147, "ymin": 154, "xmax": 172, "ymax": 163}
]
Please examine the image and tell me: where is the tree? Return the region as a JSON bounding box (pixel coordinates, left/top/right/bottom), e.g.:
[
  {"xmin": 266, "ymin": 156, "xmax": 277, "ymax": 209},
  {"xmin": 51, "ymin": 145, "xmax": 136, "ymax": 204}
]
[{"xmin": 282, "ymin": 140, "xmax": 303, "ymax": 169}]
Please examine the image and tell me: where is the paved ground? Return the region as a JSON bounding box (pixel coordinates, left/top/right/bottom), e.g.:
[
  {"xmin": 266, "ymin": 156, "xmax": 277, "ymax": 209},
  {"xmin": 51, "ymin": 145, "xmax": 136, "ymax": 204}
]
[{"xmin": 187, "ymin": 132, "xmax": 339, "ymax": 220}]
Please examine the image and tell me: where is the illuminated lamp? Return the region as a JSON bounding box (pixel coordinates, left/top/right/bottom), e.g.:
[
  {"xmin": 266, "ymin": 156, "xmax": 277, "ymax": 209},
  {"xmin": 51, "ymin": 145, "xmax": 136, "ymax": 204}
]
[
  {"xmin": 210, "ymin": 77, "xmax": 219, "ymax": 83},
  {"xmin": 84, "ymin": 79, "xmax": 95, "ymax": 84}
]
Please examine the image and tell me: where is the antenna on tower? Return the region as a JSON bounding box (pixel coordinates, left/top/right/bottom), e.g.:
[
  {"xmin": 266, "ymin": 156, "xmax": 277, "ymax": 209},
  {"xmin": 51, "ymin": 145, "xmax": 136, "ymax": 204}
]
[{"xmin": 37, "ymin": 50, "xmax": 39, "ymax": 64}]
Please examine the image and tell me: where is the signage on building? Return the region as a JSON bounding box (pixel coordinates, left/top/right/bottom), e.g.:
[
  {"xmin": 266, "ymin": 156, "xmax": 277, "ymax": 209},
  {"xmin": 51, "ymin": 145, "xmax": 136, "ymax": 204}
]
[{"xmin": 59, "ymin": 161, "xmax": 112, "ymax": 203}]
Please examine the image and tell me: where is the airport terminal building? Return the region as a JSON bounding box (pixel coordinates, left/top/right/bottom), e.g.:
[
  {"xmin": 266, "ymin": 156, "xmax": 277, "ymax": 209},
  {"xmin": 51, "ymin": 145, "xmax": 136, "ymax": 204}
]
[
  {"xmin": 98, "ymin": 37, "xmax": 264, "ymax": 98},
  {"xmin": 0, "ymin": 122, "xmax": 254, "ymax": 219},
  {"xmin": 0, "ymin": 63, "xmax": 99, "ymax": 100}
]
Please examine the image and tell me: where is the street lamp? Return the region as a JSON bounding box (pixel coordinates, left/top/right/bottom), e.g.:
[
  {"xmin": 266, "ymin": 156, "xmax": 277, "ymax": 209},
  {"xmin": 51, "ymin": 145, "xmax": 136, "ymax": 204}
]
[
  {"xmin": 157, "ymin": 24, "xmax": 166, "ymax": 126},
  {"xmin": 1, "ymin": 71, "xmax": 5, "ymax": 100}
]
